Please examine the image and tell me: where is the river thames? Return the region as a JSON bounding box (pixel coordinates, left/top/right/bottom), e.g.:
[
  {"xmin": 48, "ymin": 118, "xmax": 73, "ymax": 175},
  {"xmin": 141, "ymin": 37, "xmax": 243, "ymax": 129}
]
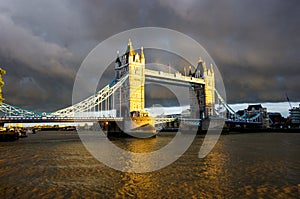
[{"xmin": 0, "ymin": 131, "xmax": 299, "ymax": 198}]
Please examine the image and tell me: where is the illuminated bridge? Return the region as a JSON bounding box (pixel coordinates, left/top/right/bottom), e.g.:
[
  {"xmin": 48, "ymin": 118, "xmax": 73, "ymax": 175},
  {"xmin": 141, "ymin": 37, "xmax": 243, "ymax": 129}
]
[{"xmin": 0, "ymin": 40, "xmax": 264, "ymax": 133}]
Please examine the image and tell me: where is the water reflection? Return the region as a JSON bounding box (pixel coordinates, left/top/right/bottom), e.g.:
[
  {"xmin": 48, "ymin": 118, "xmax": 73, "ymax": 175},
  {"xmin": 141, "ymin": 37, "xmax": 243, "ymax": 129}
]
[
  {"xmin": 0, "ymin": 132, "xmax": 299, "ymax": 198},
  {"xmin": 116, "ymin": 172, "xmax": 155, "ymax": 198},
  {"xmin": 110, "ymin": 137, "xmax": 159, "ymax": 153}
]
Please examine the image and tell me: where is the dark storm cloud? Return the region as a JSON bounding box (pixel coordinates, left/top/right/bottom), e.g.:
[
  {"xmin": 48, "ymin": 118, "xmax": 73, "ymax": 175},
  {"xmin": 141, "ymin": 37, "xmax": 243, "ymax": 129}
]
[
  {"xmin": 158, "ymin": 0, "xmax": 300, "ymax": 102},
  {"xmin": 0, "ymin": 0, "xmax": 299, "ymax": 112}
]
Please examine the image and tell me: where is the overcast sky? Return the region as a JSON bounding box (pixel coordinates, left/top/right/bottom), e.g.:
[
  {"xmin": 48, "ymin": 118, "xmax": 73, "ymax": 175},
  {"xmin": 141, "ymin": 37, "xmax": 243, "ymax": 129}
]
[{"xmin": 0, "ymin": 0, "xmax": 299, "ymax": 112}]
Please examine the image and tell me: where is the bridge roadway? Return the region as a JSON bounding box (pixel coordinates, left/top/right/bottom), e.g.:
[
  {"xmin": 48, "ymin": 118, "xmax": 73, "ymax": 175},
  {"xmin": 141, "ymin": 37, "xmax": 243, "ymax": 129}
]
[
  {"xmin": 0, "ymin": 116, "xmax": 123, "ymax": 124},
  {"xmin": 0, "ymin": 116, "xmax": 176, "ymax": 125},
  {"xmin": 225, "ymin": 120, "xmax": 262, "ymax": 125},
  {"xmin": 0, "ymin": 116, "xmax": 264, "ymax": 131}
]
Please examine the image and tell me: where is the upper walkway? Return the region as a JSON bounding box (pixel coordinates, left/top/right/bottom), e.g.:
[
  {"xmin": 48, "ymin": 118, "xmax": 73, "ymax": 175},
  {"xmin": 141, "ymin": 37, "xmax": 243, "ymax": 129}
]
[{"xmin": 145, "ymin": 69, "xmax": 205, "ymax": 85}]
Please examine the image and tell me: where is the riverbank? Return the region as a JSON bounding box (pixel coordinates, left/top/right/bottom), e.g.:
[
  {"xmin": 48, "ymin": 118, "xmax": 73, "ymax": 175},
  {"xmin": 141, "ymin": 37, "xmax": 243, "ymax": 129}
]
[{"xmin": 226, "ymin": 127, "xmax": 300, "ymax": 134}]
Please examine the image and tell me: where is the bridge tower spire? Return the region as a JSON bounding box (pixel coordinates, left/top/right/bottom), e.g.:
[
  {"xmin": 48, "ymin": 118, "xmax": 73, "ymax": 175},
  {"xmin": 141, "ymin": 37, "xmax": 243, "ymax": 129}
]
[
  {"xmin": 140, "ymin": 46, "xmax": 145, "ymax": 64},
  {"xmin": 127, "ymin": 39, "xmax": 135, "ymax": 57}
]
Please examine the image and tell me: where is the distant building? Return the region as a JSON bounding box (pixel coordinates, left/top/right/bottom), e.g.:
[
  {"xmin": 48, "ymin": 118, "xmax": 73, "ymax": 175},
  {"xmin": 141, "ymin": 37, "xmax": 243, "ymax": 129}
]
[
  {"xmin": 247, "ymin": 104, "xmax": 269, "ymax": 127},
  {"xmin": 268, "ymin": 112, "xmax": 285, "ymax": 128},
  {"xmin": 247, "ymin": 104, "xmax": 264, "ymax": 112},
  {"xmin": 289, "ymin": 104, "xmax": 300, "ymax": 125},
  {"xmin": 181, "ymin": 109, "xmax": 191, "ymax": 118},
  {"xmin": 236, "ymin": 104, "xmax": 269, "ymax": 128}
]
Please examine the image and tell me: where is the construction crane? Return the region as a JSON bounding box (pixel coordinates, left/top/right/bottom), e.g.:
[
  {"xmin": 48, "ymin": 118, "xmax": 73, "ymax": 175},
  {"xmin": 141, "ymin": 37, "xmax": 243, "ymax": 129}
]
[{"xmin": 285, "ymin": 93, "xmax": 292, "ymax": 109}]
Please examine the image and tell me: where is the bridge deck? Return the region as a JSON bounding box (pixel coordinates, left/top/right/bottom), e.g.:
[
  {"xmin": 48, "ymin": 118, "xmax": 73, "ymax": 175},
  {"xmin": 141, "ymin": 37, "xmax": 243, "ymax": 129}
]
[
  {"xmin": 0, "ymin": 117, "xmax": 123, "ymax": 123},
  {"xmin": 0, "ymin": 117, "xmax": 177, "ymax": 124}
]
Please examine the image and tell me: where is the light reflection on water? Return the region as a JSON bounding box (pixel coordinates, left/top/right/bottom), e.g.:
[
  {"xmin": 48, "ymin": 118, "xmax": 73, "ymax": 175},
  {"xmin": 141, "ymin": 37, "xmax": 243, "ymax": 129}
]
[{"xmin": 0, "ymin": 131, "xmax": 299, "ymax": 198}]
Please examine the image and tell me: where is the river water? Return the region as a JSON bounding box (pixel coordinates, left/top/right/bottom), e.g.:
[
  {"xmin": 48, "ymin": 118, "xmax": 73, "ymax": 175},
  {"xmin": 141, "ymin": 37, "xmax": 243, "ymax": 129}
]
[{"xmin": 0, "ymin": 131, "xmax": 299, "ymax": 198}]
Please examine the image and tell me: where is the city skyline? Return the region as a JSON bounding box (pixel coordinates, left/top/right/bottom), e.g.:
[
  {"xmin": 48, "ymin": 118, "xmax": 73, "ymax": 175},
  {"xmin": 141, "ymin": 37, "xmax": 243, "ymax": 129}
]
[{"xmin": 0, "ymin": 0, "xmax": 299, "ymax": 112}]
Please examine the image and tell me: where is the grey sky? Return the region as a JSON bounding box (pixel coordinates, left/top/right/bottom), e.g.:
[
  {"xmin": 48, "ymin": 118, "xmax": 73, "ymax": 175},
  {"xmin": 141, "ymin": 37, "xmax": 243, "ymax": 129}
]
[{"xmin": 0, "ymin": 0, "xmax": 299, "ymax": 112}]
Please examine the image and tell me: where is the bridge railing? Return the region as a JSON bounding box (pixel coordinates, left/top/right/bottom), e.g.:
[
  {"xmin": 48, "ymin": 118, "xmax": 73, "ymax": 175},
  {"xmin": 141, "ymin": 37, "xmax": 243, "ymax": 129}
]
[{"xmin": 0, "ymin": 102, "xmax": 44, "ymax": 117}]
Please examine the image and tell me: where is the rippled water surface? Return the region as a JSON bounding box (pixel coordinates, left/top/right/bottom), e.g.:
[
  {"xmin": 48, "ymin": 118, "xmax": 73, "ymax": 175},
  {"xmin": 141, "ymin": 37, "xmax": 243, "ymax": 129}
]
[{"xmin": 0, "ymin": 131, "xmax": 299, "ymax": 198}]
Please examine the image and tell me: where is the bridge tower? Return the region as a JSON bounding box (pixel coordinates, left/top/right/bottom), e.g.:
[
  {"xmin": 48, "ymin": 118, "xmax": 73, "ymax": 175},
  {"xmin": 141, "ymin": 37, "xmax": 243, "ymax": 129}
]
[
  {"xmin": 114, "ymin": 39, "xmax": 147, "ymax": 118},
  {"xmin": 114, "ymin": 40, "xmax": 155, "ymax": 134},
  {"xmin": 196, "ymin": 59, "xmax": 215, "ymax": 118}
]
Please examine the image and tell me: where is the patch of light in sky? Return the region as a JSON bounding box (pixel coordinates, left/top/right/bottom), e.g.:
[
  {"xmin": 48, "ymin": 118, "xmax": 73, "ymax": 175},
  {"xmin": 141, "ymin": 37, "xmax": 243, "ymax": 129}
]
[
  {"xmin": 146, "ymin": 105, "xmax": 190, "ymax": 117},
  {"xmin": 229, "ymin": 102, "xmax": 300, "ymax": 117},
  {"xmin": 146, "ymin": 102, "xmax": 300, "ymax": 117}
]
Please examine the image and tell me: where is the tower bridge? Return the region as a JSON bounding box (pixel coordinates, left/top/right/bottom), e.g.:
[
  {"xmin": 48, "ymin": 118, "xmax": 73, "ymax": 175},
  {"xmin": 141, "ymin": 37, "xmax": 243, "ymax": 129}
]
[{"xmin": 0, "ymin": 40, "xmax": 264, "ymax": 134}]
